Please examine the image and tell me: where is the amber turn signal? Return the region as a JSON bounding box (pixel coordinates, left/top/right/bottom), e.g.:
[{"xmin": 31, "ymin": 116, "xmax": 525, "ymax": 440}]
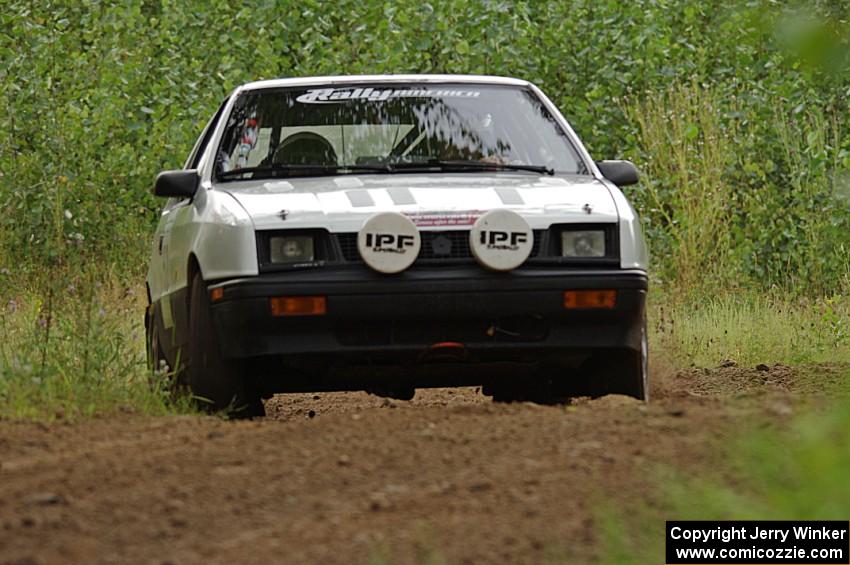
[
  {"xmin": 563, "ymin": 290, "xmax": 617, "ymax": 309},
  {"xmin": 210, "ymin": 287, "xmax": 224, "ymax": 302},
  {"xmin": 270, "ymin": 296, "xmax": 327, "ymax": 317}
]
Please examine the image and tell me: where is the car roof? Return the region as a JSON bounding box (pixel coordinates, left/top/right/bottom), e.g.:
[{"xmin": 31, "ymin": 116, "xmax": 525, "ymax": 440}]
[{"xmin": 238, "ymin": 74, "xmax": 531, "ymax": 92}]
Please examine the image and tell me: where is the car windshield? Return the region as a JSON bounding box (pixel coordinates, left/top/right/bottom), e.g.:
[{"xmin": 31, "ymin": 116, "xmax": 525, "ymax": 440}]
[{"xmin": 214, "ymin": 83, "xmax": 585, "ymax": 180}]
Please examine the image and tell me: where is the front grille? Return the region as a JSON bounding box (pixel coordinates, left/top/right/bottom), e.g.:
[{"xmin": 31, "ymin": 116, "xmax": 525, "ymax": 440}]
[
  {"xmin": 337, "ymin": 233, "xmax": 360, "ymax": 262},
  {"xmin": 336, "ymin": 230, "xmax": 543, "ymax": 263}
]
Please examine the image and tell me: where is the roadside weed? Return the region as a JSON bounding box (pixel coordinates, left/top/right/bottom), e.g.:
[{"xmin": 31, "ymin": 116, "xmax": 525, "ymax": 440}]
[
  {"xmin": 652, "ymin": 291, "xmax": 850, "ymax": 368},
  {"xmin": 0, "ymin": 275, "xmax": 178, "ymax": 420}
]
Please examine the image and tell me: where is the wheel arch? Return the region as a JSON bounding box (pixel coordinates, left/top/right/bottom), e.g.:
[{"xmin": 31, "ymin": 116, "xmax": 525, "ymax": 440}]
[{"xmin": 186, "ymin": 253, "xmax": 202, "ymax": 314}]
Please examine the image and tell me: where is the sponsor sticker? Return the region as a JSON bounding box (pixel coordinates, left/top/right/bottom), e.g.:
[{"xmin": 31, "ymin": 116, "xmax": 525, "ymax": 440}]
[
  {"xmin": 469, "ymin": 209, "xmax": 533, "ymax": 271},
  {"xmin": 404, "ymin": 211, "xmax": 483, "ymax": 227},
  {"xmin": 296, "ymin": 87, "xmax": 481, "ymax": 104},
  {"xmin": 357, "ymin": 212, "xmax": 421, "ymax": 274}
]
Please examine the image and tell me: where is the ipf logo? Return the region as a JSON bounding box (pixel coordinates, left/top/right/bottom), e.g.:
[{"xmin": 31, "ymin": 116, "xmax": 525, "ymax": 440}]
[
  {"xmin": 365, "ymin": 233, "xmax": 415, "ymax": 254},
  {"xmin": 479, "ymin": 230, "xmax": 528, "ymax": 250}
]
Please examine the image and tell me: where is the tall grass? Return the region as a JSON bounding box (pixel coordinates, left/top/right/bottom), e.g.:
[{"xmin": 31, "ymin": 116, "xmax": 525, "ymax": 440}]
[
  {"xmin": 652, "ymin": 292, "xmax": 850, "ymax": 368},
  {"xmin": 628, "ymin": 84, "xmax": 735, "ymax": 290},
  {"xmin": 626, "ymin": 83, "xmax": 849, "ymax": 295},
  {"xmin": 0, "ymin": 274, "xmax": 177, "ymax": 420},
  {"xmin": 769, "ymin": 109, "xmax": 848, "ymax": 291}
]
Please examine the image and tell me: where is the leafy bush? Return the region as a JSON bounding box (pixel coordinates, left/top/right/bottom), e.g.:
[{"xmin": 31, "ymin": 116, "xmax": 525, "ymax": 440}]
[
  {"xmin": 628, "ymin": 83, "xmax": 850, "ymax": 293},
  {"xmin": 627, "ymin": 84, "xmax": 737, "ymax": 290}
]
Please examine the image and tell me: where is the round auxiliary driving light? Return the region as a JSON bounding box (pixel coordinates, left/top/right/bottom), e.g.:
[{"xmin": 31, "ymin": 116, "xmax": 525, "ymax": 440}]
[
  {"xmin": 357, "ymin": 212, "xmax": 421, "ymax": 274},
  {"xmin": 469, "ymin": 209, "xmax": 533, "ymax": 271}
]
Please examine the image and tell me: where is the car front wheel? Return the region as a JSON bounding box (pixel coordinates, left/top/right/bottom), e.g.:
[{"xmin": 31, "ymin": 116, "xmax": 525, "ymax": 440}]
[
  {"xmin": 582, "ymin": 316, "xmax": 649, "ymax": 401},
  {"xmin": 187, "ymin": 273, "xmax": 264, "ymax": 418}
]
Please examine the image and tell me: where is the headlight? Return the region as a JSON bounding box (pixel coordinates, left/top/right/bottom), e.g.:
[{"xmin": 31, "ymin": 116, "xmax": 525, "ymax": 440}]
[
  {"xmin": 561, "ymin": 230, "xmax": 606, "ymax": 258},
  {"xmin": 269, "ymin": 235, "xmax": 315, "ymax": 263}
]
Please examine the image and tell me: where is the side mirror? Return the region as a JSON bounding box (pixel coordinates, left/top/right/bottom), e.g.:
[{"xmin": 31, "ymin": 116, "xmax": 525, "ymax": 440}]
[
  {"xmin": 596, "ymin": 160, "xmax": 639, "ymax": 187},
  {"xmin": 154, "ymin": 169, "xmax": 199, "ymax": 198}
]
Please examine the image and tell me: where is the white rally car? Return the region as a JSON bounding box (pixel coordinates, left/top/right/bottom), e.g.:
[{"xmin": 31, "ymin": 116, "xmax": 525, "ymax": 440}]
[{"xmin": 146, "ymin": 75, "xmax": 648, "ymax": 417}]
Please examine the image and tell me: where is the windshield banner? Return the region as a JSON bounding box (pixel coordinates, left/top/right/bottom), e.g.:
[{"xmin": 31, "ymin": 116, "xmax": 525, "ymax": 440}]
[{"xmin": 296, "ymin": 87, "xmax": 481, "ymax": 104}]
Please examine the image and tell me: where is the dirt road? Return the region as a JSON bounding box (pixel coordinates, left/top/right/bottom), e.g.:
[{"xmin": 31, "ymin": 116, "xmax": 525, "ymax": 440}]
[{"xmin": 0, "ymin": 364, "xmax": 841, "ymax": 564}]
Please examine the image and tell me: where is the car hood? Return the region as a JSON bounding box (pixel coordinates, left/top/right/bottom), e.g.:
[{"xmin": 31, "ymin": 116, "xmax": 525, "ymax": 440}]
[{"xmin": 219, "ymin": 173, "xmax": 619, "ymax": 231}]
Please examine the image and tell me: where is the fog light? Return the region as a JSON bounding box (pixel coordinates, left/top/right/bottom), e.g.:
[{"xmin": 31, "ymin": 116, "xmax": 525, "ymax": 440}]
[
  {"xmin": 563, "ymin": 290, "xmax": 617, "ymax": 309},
  {"xmin": 270, "ymin": 296, "xmax": 326, "ymax": 317}
]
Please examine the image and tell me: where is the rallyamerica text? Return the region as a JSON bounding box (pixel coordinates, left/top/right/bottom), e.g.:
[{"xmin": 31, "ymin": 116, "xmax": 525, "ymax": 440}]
[{"xmin": 670, "ymin": 525, "xmax": 848, "ymax": 544}]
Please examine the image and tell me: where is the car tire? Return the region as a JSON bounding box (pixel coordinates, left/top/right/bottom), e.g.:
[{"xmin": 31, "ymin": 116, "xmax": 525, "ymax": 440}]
[
  {"xmin": 146, "ymin": 305, "xmax": 190, "ymax": 397},
  {"xmin": 145, "ymin": 305, "xmax": 167, "ymax": 374},
  {"xmin": 488, "ymin": 374, "xmax": 567, "ymax": 405},
  {"xmin": 145, "ymin": 305, "xmax": 181, "ymax": 394},
  {"xmin": 583, "ymin": 316, "xmax": 649, "ymax": 401},
  {"xmin": 187, "ymin": 273, "xmax": 264, "ymax": 418}
]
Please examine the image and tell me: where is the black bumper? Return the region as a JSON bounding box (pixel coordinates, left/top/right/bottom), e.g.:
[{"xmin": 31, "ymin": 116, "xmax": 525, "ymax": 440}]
[{"xmin": 209, "ymin": 266, "xmax": 647, "ymax": 362}]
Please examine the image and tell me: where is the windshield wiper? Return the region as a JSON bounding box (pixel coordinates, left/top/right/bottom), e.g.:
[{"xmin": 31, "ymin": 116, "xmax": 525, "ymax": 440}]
[
  {"xmin": 217, "ymin": 163, "xmax": 391, "ymax": 181},
  {"xmin": 389, "ymin": 159, "xmax": 555, "ymax": 176},
  {"xmin": 217, "ymin": 160, "xmax": 555, "ymax": 181}
]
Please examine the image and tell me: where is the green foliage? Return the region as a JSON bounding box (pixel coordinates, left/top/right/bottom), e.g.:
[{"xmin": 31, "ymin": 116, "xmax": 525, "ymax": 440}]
[
  {"xmin": 0, "ymin": 274, "xmax": 179, "ymax": 419},
  {"xmin": 677, "ymin": 402, "xmax": 850, "ymax": 520},
  {"xmin": 628, "ymin": 84, "xmax": 737, "ymax": 289},
  {"xmin": 0, "ymin": 0, "xmax": 848, "ymax": 291},
  {"xmin": 653, "ymin": 291, "xmax": 850, "ymax": 368},
  {"xmin": 630, "ymin": 84, "xmax": 850, "ymax": 293}
]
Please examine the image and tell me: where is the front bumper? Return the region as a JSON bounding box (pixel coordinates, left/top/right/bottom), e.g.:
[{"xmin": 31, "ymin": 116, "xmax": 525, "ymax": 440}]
[{"xmin": 209, "ymin": 266, "xmax": 647, "ymax": 362}]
